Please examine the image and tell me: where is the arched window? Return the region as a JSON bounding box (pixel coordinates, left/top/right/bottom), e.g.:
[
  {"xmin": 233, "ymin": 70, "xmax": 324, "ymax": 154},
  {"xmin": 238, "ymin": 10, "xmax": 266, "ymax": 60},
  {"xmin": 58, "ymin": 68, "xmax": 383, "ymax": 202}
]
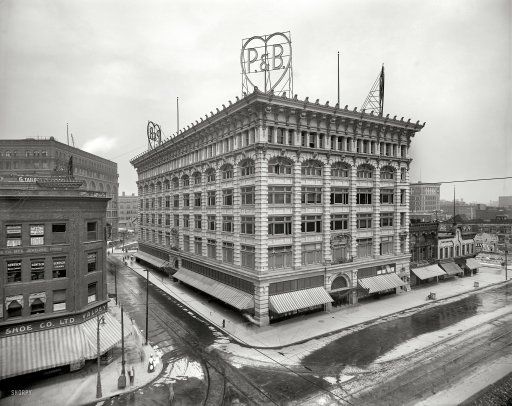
[
  {"xmin": 98, "ymin": 183, "xmax": 104, "ymax": 192},
  {"xmin": 331, "ymin": 275, "xmax": 349, "ymax": 290},
  {"xmin": 332, "ymin": 162, "xmax": 350, "ymax": 178},
  {"xmin": 380, "ymin": 166, "xmax": 395, "ymax": 180},
  {"xmin": 181, "ymin": 175, "xmax": 190, "ymax": 187},
  {"xmin": 149, "ymin": 183, "xmax": 155, "ymax": 193},
  {"xmin": 301, "ymin": 160, "xmax": 322, "ymax": 177},
  {"xmin": 90, "ymin": 181, "xmax": 96, "ymax": 190},
  {"xmin": 192, "ymin": 172, "xmax": 202, "ymax": 185},
  {"xmin": 143, "ymin": 185, "xmax": 148, "ymax": 194},
  {"xmin": 205, "ymin": 168, "xmax": 216, "ymax": 183},
  {"xmin": 221, "ymin": 164, "xmax": 233, "ymax": 180},
  {"xmin": 357, "ymin": 164, "xmax": 373, "ymax": 179},
  {"xmin": 156, "ymin": 181, "xmax": 162, "ymax": 192},
  {"xmin": 172, "ymin": 177, "xmax": 179, "ymax": 189},
  {"xmin": 268, "ymin": 157, "xmax": 293, "ymax": 175},
  {"xmin": 240, "ymin": 159, "xmax": 255, "ymax": 177},
  {"xmin": 163, "ymin": 179, "xmax": 170, "ymax": 190}
]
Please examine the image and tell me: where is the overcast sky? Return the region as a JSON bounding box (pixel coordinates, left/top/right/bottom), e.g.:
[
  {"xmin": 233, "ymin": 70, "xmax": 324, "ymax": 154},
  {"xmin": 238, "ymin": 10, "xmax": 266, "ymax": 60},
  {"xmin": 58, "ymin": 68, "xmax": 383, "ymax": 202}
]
[{"xmin": 1, "ymin": 0, "xmax": 510, "ymax": 203}]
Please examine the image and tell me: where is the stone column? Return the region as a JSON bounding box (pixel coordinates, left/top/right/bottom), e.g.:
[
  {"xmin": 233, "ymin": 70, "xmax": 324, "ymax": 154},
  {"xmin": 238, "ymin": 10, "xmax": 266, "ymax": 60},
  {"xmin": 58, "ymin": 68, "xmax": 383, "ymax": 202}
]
[
  {"xmin": 201, "ymin": 171, "xmax": 207, "ymax": 257},
  {"xmin": 292, "ymin": 158, "xmax": 302, "ymax": 269},
  {"xmin": 373, "ymin": 165, "xmax": 381, "ymax": 257},
  {"xmin": 322, "ymin": 160, "xmax": 332, "ymax": 263},
  {"xmin": 233, "ymin": 161, "xmax": 241, "ymax": 266},
  {"xmin": 215, "ymin": 165, "xmax": 222, "ymax": 261},
  {"xmin": 349, "ymin": 162, "xmax": 358, "ymax": 259},
  {"xmin": 254, "ymin": 149, "xmax": 268, "ymax": 275},
  {"xmin": 254, "ymin": 282, "xmax": 270, "ymax": 326}
]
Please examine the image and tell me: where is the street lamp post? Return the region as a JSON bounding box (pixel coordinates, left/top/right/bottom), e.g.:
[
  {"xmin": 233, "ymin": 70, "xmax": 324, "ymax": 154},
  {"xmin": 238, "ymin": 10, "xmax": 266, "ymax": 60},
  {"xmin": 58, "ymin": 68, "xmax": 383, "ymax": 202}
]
[
  {"xmin": 114, "ymin": 263, "xmax": 118, "ymax": 305},
  {"xmin": 96, "ymin": 315, "xmax": 106, "ymax": 399},
  {"xmin": 145, "ymin": 268, "xmax": 149, "ymax": 345},
  {"xmin": 118, "ymin": 305, "xmax": 126, "ymax": 389}
]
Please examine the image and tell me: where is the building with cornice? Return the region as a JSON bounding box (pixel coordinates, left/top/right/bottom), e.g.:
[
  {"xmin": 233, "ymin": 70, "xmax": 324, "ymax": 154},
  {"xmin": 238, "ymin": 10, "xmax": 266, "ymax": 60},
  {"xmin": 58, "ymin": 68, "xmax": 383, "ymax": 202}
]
[{"xmin": 130, "ymin": 89, "xmax": 425, "ymax": 326}]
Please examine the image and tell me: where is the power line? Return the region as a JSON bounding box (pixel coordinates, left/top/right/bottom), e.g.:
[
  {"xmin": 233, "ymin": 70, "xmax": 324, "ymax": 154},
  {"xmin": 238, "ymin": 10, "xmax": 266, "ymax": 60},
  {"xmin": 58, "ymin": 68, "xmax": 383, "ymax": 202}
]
[{"xmin": 422, "ymin": 176, "xmax": 512, "ymax": 185}]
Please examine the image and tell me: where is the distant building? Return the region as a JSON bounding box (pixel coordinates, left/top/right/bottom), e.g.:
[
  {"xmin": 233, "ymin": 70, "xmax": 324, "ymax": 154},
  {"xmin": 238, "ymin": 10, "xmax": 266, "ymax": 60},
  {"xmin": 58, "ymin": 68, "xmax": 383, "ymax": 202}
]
[
  {"xmin": 439, "ymin": 199, "xmax": 476, "ymax": 220},
  {"xmin": 410, "ymin": 182, "xmax": 440, "ymax": 214},
  {"xmin": 498, "ymin": 196, "xmax": 512, "ymax": 208},
  {"xmin": 474, "ymin": 233, "xmax": 499, "ymax": 253},
  {"xmin": 0, "ymin": 175, "xmax": 122, "ymax": 380},
  {"xmin": 0, "ymin": 138, "xmax": 119, "ymax": 240},
  {"xmin": 475, "ymin": 205, "xmax": 512, "ymax": 221},
  {"xmin": 118, "ymin": 192, "xmax": 138, "ymax": 230}
]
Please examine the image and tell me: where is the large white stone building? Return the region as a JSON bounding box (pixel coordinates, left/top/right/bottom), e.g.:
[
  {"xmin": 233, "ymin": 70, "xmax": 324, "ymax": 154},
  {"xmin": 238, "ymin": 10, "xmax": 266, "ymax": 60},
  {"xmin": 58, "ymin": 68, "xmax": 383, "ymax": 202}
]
[{"xmin": 130, "ymin": 89, "xmax": 425, "ymax": 326}]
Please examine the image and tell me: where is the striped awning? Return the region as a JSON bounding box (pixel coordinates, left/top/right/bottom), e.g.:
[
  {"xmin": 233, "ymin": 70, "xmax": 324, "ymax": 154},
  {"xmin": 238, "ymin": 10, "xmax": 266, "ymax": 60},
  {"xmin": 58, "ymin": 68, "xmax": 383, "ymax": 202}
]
[
  {"xmin": 411, "ymin": 265, "xmax": 446, "ymax": 280},
  {"xmin": 439, "ymin": 261, "xmax": 463, "ymax": 276},
  {"xmin": 358, "ymin": 273, "xmax": 406, "ymax": 294},
  {"xmin": 465, "ymin": 258, "xmax": 481, "ymax": 270},
  {"xmin": 269, "ymin": 287, "xmax": 333, "ymax": 314},
  {"xmin": 0, "ymin": 325, "xmax": 86, "ymax": 380},
  {"xmin": 134, "ymin": 251, "xmax": 168, "ymax": 268},
  {"xmin": 174, "ymin": 269, "xmax": 254, "ymax": 310},
  {"xmin": 81, "ymin": 312, "xmax": 124, "ymax": 359}
]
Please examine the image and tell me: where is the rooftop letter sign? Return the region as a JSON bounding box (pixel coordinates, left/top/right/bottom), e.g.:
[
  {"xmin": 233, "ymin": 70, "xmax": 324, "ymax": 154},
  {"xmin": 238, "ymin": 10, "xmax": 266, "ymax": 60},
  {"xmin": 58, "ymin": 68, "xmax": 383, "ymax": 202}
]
[
  {"xmin": 241, "ymin": 31, "xmax": 293, "ymax": 97},
  {"xmin": 147, "ymin": 121, "xmax": 162, "ymax": 150}
]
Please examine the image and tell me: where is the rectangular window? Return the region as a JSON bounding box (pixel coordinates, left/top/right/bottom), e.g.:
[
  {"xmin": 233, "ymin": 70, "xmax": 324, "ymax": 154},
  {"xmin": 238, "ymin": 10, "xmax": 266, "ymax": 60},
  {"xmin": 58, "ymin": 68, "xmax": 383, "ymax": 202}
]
[
  {"xmin": 380, "ymin": 236, "xmax": 394, "ymax": 255},
  {"xmin": 183, "ymin": 215, "xmax": 190, "ymax": 228},
  {"xmin": 268, "ymin": 216, "xmax": 292, "ymax": 235},
  {"xmin": 151, "ymin": 198, "xmax": 155, "ymax": 209},
  {"xmin": 207, "ymin": 239, "xmax": 217, "ymax": 258},
  {"xmin": 87, "ymin": 282, "xmax": 97, "ymax": 303},
  {"xmin": 380, "ymin": 212, "xmax": 394, "ymax": 227},
  {"xmin": 380, "ymin": 189, "xmax": 394, "ymax": 204},
  {"xmin": 158, "ymin": 214, "xmax": 162, "ymax": 226},
  {"xmin": 222, "ymin": 216, "xmax": 234, "ymax": 232},
  {"xmin": 183, "ymin": 194, "xmax": 190, "ymax": 207},
  {"xmin": 183, "ymin": 235, "xmax": 190, "ymax": 252},
  {"xmin": 357, "ymin": 238, "xmax": 373, "ymax": 258},
  {"xmin": 7, "ymin": 260, "xmax": 22, "ymax": 283},
  {"xmin": 223, "ymin": 189, "xmax": 233, "ymax": 206},
  {"xmin": 208, "ymin": 215, "xmax": 216, "ymax": 231},
  {"xmin": 357, "ymin": 213, "xmax": 372, "ymax": 229},
  {"xmin": 301, "ymin": 187, "xmax": 322, "ymax": 204},
  {"xmin": 268, "ymin": 186, "xmax": 292, "ymax": 205},
  {"xmin": 276, "ymin": 128, "xmax": 285, "ymax": 144},
  {"xmin": 207, "ymin": 191, "xmax": 216, "ymax": 206},
  {"xmin": 174, "ymin": 215, "xmax": 179, "ymax": 227},
  {"xmin": 222, "ymin": 241, "xmax": 234, "ymax": 263},
  {"xmin": 87, "ymin": 222, "xmax": 97, "ymax": 241},
  {"xmin": 268, "ymin": 246, "xmax": 292, "ymax": 269},
  {"xmin": 302, "ymin": 243, "xmax": 322, "ymax": 265},
  {"xmin": 52, "ymin": 257, "xmax": 66, "ymax": 278},
  {"xmin": 30, "ymin": 224, "xmax": 44, "ymax": 246},
  {"xmin": 31, "ymin": 259, "xmax": 45, "ymax": 280},
  {"xmin": 151, "ymin": 214, "xmax": 155, "ymax": 225},
  {"xmin": 330, "ymin": 188, "xmax": 349, "ymax": 204},
  {"xmin": 241, "ymin": 245, "xmax": 255, "ymax": 269},
  {"xmin": 87, "ymin": 252, "xmax": 97, "ymax": 273},
  {"xmin": 165, "ymin": 214, "xmax": 171, "ymax": 226},
  {"xmin": 194, "ymin": 214, "xmax": 202, "ymax": 230},
  {"xmin": 173, "ymin": 195, "xmax": 179, "ymax": 208},
  {"xmin": 301, "ymin": 215, "xmax": 322, "ymax": 233},
  {"xmin": 194, "ymin": 192, "xmax": 202, "ymax": 207},
  {"xmin": 400, "ymin": 212, "xmax": 405, "ymax": 227},
  {"xmin": 356, "ymin": 188, "xmax": 372, "ymax": 205},
  {"xmin": 6, "ymin": 225, "xmax": 22, "ymax": 247},
  {"xmin": 241, "ymin": 186, "xmax": 254, "ymax": 205},
  {"xmin": 400, "ymin": 168, "xmax": 406, "ymax": 181},
  {"xmin": 235, "ymin": 215, "xmax": 254, "ymax": 235},
  {"xmin": 51, "ymin": 223, "xmax": 66, "ymax": 244},
  {"xmin": 400, "ymin": 189, "xmax": 406, "ymax": 205},
  {"xmin": 30, "ymin": 294, "xmax": 46, "ymax": 315},
  {"xmin": 165, "ymin": 196, "xmax": 170, "ymax": 208},
  {"xmin": 331, "ymin": 214, "xmax": 349, "ymax": 230},
  {"xmin": 194, "ymin": 237, "xmax": 202, "ymax": 255},
  {"xmin": 157, "ymin": 197, "xmax": 162, "ymax": 209},
  {"xmin": 53, "ymin": 289, "xmax": 67, "ymax": 311}
]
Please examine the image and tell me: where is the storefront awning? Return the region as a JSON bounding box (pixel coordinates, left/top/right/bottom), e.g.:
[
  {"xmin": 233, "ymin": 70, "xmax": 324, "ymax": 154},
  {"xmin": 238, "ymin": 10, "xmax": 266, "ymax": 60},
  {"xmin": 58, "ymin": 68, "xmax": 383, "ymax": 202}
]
[
  {"xmin": 439, "ymin": 261, "xmax": 463, "ymax": 276},
  {"xmin": 465, "ymin": 258, "xmax": 481, "ymax": 270},
  {"xmin": 269, "ymin": 287, "xmax": 333, "ymax": 314},
  {"xmin": 174, "ymin": 269, "xmax": 254, "ymax": 310},
  {"xmin": 0, "ymin": 325, "xmax": 86, "ymax": 380},
  {"xmin": 81, "ymin": 312, "xmax": 124, "ymax": 359},
  {"xmin": 134, "ymin": 251, "xmax": 168, "ymax": 268},
  {"xmin": 411, "ymin": 265, "xmax": 446, "ymax": 280},
  {"xmin": 358, "ymin": 273, "xmax": 406, "ymax": 294}
]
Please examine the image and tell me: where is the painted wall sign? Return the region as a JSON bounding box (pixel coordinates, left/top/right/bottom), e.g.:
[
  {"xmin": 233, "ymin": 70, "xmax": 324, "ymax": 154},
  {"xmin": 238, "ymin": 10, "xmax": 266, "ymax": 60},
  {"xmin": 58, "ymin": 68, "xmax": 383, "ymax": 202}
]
[
  {"xmin": 241, "ymin": 31, "xmax": 293, "ymax": 96},
  {"xmin": 0, "ymin": 302, "xmax": 108, "ymax": 337},
  {"xmin": 0, "ymin": 245, "xmax": 65, "ymax": 256}
]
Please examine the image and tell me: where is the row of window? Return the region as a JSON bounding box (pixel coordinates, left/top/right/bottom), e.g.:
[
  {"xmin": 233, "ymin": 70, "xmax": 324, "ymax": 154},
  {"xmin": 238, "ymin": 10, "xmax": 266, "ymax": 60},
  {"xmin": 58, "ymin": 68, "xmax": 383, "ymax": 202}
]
[
  {"xmin": 4, "ymin": 222, "xmax": 100, "ymax": 248},
  {"xmin": 5, "ymin": 252, "xmax": 98, "ymax": 284},
  {"xmin": 140, "ymin": 162, "xmax": 408, "ymax": 194}
]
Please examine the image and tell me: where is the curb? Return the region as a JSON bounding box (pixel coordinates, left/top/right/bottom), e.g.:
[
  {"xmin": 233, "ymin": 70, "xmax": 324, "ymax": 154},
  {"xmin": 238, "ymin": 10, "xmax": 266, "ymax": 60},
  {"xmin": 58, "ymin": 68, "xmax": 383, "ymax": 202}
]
[{"xmin": 110, "ymin": 255, "xmax": 512, "ymax": 350}]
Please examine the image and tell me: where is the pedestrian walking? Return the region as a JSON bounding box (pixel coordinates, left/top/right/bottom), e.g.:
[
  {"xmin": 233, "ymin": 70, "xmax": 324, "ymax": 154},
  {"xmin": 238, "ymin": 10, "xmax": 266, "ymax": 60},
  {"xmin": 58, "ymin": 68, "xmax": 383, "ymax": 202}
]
[
  {"xmin": 128, "ymin": 366, "xmax": 135, "ymax": 386},
  {"xmin": 222, "ymin": 319, "xmax": 226, "ymax": 328}
]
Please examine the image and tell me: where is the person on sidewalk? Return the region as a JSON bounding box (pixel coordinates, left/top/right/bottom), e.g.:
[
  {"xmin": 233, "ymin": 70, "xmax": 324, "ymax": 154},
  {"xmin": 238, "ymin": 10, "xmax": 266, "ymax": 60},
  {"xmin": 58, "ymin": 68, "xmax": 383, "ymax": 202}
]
[
  {"xmin": 128, "ymin": 366, "xmax": 135, "ymax": 386},
  {"xmin": 148, "ymin": 354, "xmax": 155, "ymax": 373}
]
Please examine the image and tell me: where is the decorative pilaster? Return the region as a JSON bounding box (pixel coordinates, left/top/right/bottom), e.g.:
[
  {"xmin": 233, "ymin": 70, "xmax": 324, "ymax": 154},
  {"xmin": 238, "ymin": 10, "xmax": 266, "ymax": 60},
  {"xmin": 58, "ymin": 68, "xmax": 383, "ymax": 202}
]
[
  {"xmin": 254, "ymin": 282, "xmax": 270, "ymax": 326},
  {"xmin": 254, "ymin": 149, "xmax": 268, "ymax": 274},
  {"xmin": 373, "ymin": 165, "xmax": 381, "ymax": 256},
  {"xmin": 349, "ymin": 162, "xmax": 358, "ymax": 259},
  {"xmin": 215, "ymin": 165, "xmax": 222, "ymax": 261},
  {"xmin": 292, "ymin": 158, "xmax": 302, "ymax": 269},
  {"xmin": 201, "ymin": 171, "xmax": 207, "ymax": 257},
  {"xmin": 233, "ymin": 161, "xmax": 241, "ymax": 266},
  {"xmin": 322, "ymin": 160, "xmax": 332, "ymax": 263}
]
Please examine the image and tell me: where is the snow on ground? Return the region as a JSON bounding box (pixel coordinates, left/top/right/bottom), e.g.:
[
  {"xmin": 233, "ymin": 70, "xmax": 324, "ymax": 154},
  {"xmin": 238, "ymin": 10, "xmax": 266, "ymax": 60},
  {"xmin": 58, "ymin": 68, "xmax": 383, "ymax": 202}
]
[
  {"xmin": 416, "ymin": 352, "xmax": 512, "ymax": 405},
  {"xmin": 375, "ymin": 305, "xmax": 512, "ymax": 363}
]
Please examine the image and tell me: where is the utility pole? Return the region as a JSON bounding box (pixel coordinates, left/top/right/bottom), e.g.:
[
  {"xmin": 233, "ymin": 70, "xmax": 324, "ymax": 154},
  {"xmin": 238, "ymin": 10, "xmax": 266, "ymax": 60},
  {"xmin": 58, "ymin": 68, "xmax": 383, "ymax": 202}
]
[
  {"xmin": 96, "ymin": 315, "xmax": 104, "ymax": 398},
  {"xmin": 114, "ymin": 263, "xmax": 118, "ymax": 305},
  {"xmin": 176, "ymin": 97, "xmax": 180, "ymax": 135},
  {"xmin": 337, "ymin": 51, "xmax": 340, "ymax": 106},
  {"xmin": 145, "ymin": 268, "xmax": 149, "ymax": 345}
]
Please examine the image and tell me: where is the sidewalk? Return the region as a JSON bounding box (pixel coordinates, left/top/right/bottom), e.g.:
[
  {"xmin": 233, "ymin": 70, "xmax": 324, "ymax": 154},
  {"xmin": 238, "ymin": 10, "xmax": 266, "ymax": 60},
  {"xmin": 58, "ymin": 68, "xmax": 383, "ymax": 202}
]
[
  {"xmin": 0, "ymin": 301, "xmax": 162, "ymax": 406},
  {"xmin": 115, "ymin": 249, "xmax": 512, "ymax": 349}
]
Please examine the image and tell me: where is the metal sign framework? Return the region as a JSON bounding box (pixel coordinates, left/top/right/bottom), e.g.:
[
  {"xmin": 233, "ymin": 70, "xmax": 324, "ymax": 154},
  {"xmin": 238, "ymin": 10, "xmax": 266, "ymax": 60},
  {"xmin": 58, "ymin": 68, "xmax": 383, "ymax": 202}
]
[
  {"xmin": 147, "ymin": 121, "xmax": 162, "ymax": 150},
  {"xmin": 361, "ymin": 65, "xmax": 385, "ymax": 116},
  {"xmin": 241, "ymin": 31, "xmax": 293, "ymax": 97}
]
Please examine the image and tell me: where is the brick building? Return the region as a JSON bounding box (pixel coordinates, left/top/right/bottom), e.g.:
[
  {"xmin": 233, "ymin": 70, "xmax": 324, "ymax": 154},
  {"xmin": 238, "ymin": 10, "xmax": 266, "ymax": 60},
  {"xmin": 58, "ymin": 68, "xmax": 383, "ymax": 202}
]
[
  {"xmin": 0, "ymin": 138, "xmax": 119, "ymax": 240},
  {"xmin": 410, "ymin": 182, "xmax": 440, "ymax": 214},
  {"xmin": 0, "ymin": 176, "xmax": 121, "ymax": 380},
  {"xmin": 118, "ymin": 192, "xmax": 139, "ymax": 230},
  {"xmin": 131, "ymin": 89, "xmax": 425, "ymax": 326}
]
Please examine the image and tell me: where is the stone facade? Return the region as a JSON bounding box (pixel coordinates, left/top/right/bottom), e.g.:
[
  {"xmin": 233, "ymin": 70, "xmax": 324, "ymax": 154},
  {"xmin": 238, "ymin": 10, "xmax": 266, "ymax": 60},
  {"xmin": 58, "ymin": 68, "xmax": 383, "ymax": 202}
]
[{"xmin": 131, "ymin": 89, "xmax": 425, "ymax": 326}]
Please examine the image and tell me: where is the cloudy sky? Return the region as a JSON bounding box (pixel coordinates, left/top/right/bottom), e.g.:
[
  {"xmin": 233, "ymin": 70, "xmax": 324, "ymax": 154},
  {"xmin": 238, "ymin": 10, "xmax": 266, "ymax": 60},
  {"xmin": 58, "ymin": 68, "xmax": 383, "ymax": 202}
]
[{"xmin": 0, "ymin": 0, "xmax": 510, "ymax": 203}]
